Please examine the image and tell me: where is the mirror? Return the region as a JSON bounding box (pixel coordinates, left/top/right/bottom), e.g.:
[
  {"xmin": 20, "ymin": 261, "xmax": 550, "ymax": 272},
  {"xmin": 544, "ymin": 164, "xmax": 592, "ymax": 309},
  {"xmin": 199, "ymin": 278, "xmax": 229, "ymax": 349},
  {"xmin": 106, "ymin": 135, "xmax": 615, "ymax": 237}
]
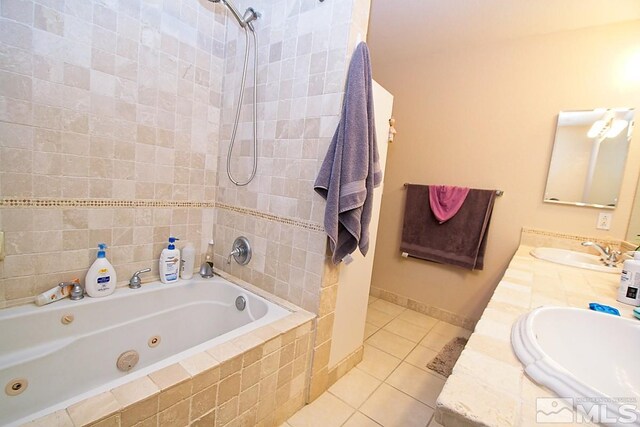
[
  {"xmin": 544, "ymin": 108, "xmax": 635, "ymax": 208},
  {"xmin": 627, "ymin": 174, "xmax": 640, "ymax": 247}
]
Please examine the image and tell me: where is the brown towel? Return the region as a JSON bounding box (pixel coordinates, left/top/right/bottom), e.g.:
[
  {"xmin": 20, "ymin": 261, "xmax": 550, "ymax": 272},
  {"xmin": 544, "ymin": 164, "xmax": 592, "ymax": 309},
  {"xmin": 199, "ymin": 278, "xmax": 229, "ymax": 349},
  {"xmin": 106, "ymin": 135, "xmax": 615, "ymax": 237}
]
[{"xmin": 400, "ymin": 184, "xmax": 495, "ymax": 270}]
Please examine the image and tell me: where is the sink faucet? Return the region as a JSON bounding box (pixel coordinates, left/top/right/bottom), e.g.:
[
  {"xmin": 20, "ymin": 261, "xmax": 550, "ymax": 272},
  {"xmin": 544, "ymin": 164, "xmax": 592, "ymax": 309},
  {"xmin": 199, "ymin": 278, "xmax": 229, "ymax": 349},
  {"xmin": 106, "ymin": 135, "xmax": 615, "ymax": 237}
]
[{"xmin": 581, "ymin": 241, "xmax": 621, "ymax": 267}]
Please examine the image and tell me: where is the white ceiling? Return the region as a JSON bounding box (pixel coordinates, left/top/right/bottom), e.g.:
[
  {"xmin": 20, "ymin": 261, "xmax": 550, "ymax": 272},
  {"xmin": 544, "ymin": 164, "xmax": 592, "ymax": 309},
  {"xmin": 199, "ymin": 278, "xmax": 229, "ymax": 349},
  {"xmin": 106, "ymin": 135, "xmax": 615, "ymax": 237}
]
[{"xmin": 368, "ymin": 0, "xmax": 640, "ymax": 63}]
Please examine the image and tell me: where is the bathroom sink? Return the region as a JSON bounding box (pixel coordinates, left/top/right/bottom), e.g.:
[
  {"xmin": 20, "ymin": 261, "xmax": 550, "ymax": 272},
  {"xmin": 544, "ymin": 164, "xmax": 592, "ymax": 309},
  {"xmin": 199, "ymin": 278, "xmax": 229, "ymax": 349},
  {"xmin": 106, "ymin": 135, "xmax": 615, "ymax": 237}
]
[
  {"xmin": 512, "ymin": 307, "xmax": 640, "ymax": 426},
  {"xmin": 530, "ymin": 247, "xmax": 621, "ymax": 273}
]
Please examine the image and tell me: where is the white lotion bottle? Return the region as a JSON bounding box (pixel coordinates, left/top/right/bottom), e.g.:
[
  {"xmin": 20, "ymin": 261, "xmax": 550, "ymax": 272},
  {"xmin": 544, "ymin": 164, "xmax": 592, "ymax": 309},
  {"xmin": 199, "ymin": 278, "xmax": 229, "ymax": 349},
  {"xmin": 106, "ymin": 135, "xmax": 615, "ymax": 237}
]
[
  {"xmin": 618, "ymin": 251, "xmax": 640, "ymax": 306},
  {"xmin": 85, "ymin": 243, "xmax": 117, "ymax": 297},
  {"xmin": 160, "ymin": 237, "xmax": 180, "ymax": 284},
  {"xmin": 180, "ymin": 242, "xmax": 195, "ymax": 280}
]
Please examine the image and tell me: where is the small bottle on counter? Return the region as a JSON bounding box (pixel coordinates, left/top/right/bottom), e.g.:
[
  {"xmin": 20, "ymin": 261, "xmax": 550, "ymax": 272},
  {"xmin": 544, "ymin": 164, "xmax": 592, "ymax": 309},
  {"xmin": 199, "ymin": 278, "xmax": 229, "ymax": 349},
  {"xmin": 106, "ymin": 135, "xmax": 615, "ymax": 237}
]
[{"xmin": 617, "ymin": 251, "xmax": 640, "ymax": 306}]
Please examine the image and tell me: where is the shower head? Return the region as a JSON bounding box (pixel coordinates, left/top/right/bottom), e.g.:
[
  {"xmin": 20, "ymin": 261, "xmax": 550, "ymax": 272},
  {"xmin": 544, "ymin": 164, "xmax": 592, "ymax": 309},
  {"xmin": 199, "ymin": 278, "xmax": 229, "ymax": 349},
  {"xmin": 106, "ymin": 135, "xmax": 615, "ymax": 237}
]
[{"xmin": 209, "ymin": 0, "xmax": 259, "ymax": 30}]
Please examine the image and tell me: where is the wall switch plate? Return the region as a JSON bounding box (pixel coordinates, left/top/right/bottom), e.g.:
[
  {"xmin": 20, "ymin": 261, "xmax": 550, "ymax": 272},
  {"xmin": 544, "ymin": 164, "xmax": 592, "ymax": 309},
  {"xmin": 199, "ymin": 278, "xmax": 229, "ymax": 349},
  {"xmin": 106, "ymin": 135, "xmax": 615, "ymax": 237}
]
[{"xmin": 597, "ymin": 212, "xmax": 613, "ymax": 230}]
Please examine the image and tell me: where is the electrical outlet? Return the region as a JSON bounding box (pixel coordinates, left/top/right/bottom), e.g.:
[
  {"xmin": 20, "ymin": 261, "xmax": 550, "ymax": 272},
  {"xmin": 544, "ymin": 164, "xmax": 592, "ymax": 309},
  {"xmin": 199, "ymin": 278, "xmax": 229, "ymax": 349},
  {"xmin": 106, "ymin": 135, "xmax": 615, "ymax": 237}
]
[{"xmin": 596, "ymin": 212, "xmax": 612, "ymax": 230}]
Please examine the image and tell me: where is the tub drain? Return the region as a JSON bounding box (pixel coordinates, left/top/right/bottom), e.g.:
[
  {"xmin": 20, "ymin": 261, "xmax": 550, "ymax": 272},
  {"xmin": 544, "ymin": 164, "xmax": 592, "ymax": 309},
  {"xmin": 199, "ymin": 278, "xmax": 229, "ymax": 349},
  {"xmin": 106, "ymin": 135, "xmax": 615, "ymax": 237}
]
[
  {"xmin": 235, "ymin": 296, "xmax": 246, "ymax": 311},
  {"xmin": 5, "ymin": 378, "xmax": 28, "ymax": 396},
  {"xmin": 116, "ymin": 350, "xmax": 139, "ymax": 372}
]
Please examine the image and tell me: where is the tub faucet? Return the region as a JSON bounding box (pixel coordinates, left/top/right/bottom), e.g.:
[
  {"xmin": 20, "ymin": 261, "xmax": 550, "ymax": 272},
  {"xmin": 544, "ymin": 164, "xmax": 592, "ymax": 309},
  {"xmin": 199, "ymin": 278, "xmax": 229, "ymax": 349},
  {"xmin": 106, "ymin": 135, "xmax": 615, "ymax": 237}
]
[
  {"xmin": 129, "ymin": 268, "xmax": 151, "ymax": 289},
  {"xmin": 59, "ymin": 280, "xmax": 84, "ymax": 300},
  {"xmin": 581, "ymin": 241, "xmax": 621, "ymax": 267}
]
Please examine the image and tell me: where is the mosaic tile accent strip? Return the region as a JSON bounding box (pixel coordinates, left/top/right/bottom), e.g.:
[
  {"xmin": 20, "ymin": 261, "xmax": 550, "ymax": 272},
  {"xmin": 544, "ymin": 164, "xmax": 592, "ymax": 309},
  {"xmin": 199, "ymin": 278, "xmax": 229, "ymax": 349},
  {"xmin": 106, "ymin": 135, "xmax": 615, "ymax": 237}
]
[
  {"xmin": 520, "ymin": 227, "xmax": 621, "ymax": 250},
  {"xmin": 216, "ymin": 202, "xmax": 325, "ymax": 232},
  {"xmin": 0, "ymin": 198, "xmax": 216, "ymax": 208}
]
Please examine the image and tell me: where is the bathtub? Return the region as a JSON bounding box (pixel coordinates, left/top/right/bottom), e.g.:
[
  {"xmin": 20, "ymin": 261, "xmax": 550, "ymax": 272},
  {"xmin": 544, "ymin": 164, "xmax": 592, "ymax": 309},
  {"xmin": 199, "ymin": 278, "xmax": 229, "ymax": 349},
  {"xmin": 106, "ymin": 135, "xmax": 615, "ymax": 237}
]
[{"xmin": 0, "ymin": 275, "xmax": 291, "ymax": 426}]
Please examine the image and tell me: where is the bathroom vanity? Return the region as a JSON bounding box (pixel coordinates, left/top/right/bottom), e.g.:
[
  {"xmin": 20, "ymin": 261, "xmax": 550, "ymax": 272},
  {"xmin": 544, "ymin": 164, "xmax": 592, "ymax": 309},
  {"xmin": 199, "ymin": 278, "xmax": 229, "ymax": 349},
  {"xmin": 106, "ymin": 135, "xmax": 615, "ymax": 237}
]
[{"xmin": 435, "ymin": 228, "xmax": 637, "ymax": 427}]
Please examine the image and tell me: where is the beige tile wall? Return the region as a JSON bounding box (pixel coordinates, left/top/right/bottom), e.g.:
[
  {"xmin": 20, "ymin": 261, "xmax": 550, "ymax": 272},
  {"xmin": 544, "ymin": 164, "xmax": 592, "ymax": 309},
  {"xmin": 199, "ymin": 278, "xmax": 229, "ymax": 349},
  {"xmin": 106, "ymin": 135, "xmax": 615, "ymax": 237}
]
[
  {"xmin": 211, "ymin": 0, "xmax": 373, "ymax": 402},
  {"xmin": 0, "ymin": 0, "xmax": 228, "ymax": 306}
]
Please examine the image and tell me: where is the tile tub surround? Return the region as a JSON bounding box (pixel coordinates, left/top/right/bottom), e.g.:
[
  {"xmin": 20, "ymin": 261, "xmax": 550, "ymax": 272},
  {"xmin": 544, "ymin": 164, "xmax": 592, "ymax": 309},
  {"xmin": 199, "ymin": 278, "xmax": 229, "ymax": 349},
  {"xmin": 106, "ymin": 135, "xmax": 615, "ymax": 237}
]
[
  {"xmin": 23, "ymin": 272, "xmax": 316, "ymax": 427},
  {"xmin": 0, "ymin": 204, "xmax": 215, "ymax": 308},
  {"xmin": 0, "ymin": 0, "xmax": 227, "ymax": 306},
  {"xmin": 435, "ymin": 235, "xmax": 636, "ymax": 426}
]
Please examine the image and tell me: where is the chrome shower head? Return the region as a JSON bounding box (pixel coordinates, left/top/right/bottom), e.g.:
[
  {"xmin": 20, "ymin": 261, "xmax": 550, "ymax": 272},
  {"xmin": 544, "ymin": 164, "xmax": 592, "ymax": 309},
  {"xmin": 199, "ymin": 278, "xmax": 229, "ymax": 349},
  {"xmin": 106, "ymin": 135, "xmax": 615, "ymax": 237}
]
[
  {"xmin": 241, "ymin": 7, "xmax": 259, "ymax": 29},
  {"xmin": 208, "ymin": 0, "xmax": 259, "ymax": 30}
]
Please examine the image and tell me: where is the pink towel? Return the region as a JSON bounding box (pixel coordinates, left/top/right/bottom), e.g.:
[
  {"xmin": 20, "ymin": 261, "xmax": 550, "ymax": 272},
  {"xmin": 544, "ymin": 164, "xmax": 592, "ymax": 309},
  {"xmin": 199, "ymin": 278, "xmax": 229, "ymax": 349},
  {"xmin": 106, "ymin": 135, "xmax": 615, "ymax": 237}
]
[{"xmin": 429, "ymin": 185, "xmax": 470, "ymax": 223}]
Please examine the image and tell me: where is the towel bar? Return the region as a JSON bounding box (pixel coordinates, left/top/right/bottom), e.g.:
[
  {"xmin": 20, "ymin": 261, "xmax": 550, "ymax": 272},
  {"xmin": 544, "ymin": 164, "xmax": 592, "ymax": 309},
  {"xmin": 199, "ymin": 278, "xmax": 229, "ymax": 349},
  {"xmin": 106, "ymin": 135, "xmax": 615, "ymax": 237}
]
[{"xmin": 403, "ymin": 183, "xmax": 504, "ymax": 197}]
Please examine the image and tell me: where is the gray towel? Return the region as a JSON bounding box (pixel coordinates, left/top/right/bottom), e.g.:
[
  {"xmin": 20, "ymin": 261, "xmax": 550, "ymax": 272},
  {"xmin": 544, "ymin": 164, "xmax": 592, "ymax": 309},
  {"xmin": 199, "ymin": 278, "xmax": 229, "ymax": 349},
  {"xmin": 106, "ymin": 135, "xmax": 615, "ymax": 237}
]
[
  {"xmin": 314, "ymin": 42, "xmax": 381, "ymax": 264},
  {"xmin": 400, "ymin": 185, "xmax": 495, "ymax": 270}
]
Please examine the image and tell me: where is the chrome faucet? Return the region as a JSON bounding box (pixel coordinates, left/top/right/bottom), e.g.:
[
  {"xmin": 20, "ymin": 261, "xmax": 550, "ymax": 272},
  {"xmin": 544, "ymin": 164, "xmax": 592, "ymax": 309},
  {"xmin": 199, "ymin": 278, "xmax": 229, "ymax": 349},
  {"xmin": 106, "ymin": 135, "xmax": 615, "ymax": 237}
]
[
  {"xmin": 59, "ymin": 280, "xmax": 84, "ymax": 300},
  {"xmin": 581, "ymin": 241, "xmax": 621, "ymax": 267},
  {"xmin": 129, "ymin": 268, "xmax": 151, "ymax": 289}
]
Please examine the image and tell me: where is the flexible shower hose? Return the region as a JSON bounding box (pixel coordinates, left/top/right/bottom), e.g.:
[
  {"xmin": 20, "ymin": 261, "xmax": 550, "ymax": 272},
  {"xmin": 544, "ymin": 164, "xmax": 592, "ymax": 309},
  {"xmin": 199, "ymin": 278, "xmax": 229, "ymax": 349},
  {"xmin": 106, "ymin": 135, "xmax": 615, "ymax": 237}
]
[{"xmin": 226, "ymin": 26, "xmax": 258, "ymax": 186}]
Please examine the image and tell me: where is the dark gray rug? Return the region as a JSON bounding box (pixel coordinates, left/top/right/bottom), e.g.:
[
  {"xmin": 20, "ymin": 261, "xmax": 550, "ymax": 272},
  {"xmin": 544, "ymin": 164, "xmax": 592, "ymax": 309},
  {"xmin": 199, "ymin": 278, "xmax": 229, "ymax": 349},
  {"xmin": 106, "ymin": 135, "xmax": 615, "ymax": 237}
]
[{"xmin": 426, "ymin": 336, "xmax": 468, "ymax": 377}]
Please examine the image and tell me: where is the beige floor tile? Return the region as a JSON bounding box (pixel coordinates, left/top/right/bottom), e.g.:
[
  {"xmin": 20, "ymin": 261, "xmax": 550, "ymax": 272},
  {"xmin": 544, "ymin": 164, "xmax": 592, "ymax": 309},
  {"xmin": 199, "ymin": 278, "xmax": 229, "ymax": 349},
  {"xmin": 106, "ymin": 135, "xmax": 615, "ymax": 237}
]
[
  {"xmin": 368, "ymin": 296, "xmax": 378, "ymax": 305},
  {"xmin": 343, "ymin": 412, "xmax": 382, "ymax": 427},
  {"xmin": 357, "ymin": 344, "xmax": 402, "ymax": 381},
  {"xmin": 360, "ymin": 383, "xmax": 434, "ymax": 427},
  {"xmin": 428, "ymin": 417, "xmax": 444, "ymax": 427},
  {"xmin": 397, "ymin": 310, "xmax": 439, "ymax": 330},
  {"xmin": 329, "ymin": 367, "xmax": 381, "ymax": 409},
  {"xmin": 287, "ymin": 392, "xmax": 354, "ymax": 427},
  {"xmin": 430, "ymin": 321, "xmax": 472, "ymax": 338},
  {"xmin": 382, "ymin": 318, "xmax": 429, "ymax": 343},
  {"xmin": 365, "ymin": 307, "xmax": 395, "ymax": 328},
  {"xmin": 405, "ymin": 344, "xmax": 438, "ymax": 371},
  {"xmin": 366, "ymin": 329, "xmax": 416, "ymax": 359},
  {"xmin": 363, "ymin": 322, "xmax": 379, "ymax": 339},
  {"xmin": 420, "ymin": 331, "xmax": 457, "ymax": 351},
  {"xmin": 386, "ymin": 362, "xmax": 446, "ymax": 407},
  {"xmin": 369, "ymin": 299, "xmax": 406, "ymax": 317}
]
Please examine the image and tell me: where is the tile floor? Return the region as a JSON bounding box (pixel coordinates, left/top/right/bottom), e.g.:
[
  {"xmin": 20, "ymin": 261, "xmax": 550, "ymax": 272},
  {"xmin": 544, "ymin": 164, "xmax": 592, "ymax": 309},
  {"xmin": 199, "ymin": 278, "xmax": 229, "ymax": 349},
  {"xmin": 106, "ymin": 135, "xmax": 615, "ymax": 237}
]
[{"xmin": 284, "ymin": 297, "xmax": 473, "ymax": 427}]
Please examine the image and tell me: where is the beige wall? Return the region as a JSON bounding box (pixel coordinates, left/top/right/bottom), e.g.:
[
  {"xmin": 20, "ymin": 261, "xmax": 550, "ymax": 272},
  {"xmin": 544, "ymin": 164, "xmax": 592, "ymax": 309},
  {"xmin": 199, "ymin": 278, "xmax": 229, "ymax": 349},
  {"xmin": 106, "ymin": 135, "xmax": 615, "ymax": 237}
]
[{"xmin": 369, "ymin": 20, "xmax": 640, "ymax": 322}]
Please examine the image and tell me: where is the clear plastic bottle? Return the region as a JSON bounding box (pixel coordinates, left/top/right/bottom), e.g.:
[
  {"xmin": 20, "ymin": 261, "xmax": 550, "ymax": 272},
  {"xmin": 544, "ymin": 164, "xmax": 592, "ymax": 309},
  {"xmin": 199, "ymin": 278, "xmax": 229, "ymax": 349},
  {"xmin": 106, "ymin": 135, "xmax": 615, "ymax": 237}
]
[
  {"xmin": 180, "ymin": 242, "xmax": 195, "ymax": 280},
  {"xmin": 205, "ymin": 239, "xmax": 215, "ymax": 267}
]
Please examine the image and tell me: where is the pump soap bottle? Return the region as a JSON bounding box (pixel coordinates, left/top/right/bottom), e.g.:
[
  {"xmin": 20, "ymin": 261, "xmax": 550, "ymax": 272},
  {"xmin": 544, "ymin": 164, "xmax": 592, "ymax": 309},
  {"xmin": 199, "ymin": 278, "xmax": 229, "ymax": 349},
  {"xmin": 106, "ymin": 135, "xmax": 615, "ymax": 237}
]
[
  {"xmin": 618, "ymin": 251, "xmax": 640, "ymax": 306},
  {"xmin": 160, "ymin": 237, "xmax": 180, "ymax": 284},
  {"xmin": 85, "ymin": 243, "xmax": 117, "ymax": 297}
]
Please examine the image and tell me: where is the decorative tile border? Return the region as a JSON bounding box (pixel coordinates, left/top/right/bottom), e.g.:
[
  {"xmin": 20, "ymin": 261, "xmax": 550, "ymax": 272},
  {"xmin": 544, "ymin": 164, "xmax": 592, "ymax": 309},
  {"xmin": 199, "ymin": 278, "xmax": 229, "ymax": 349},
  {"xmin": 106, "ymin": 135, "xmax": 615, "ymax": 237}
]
[
  {"xmin": 0, "ymin": 198, "xmax": 325, "ymax": 233},
  {"xmin": 0, "ymin": 198, "xmax": 216, "ymax": 208},
  {"xmin": 520, "ymin": 227, "xmax": 621, "ymax": 250},
  {"xmin": 216, "ymin": 203, "xmax": 325, "ymax": 232}
]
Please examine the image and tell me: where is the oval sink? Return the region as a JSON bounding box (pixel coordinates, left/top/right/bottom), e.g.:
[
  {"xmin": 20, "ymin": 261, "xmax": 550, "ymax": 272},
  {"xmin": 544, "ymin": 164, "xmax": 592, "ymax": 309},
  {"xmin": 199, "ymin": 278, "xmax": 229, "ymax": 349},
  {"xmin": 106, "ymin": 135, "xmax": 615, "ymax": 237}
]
[
  {"xmin": 512, "ymin": 307, "xmax": 640, "ymax": 426},
  {"xmin": 530, "ymin": 247, "xmax": 621, "ymax": 274}
]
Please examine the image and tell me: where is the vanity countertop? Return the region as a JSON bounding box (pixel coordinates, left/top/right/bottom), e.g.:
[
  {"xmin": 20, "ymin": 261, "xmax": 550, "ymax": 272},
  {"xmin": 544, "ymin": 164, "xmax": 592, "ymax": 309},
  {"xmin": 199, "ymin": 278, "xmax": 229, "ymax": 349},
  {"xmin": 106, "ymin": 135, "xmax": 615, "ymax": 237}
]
[{"xmin": 435, "ymin": 243, "xmax": 636, "ymax": 427}]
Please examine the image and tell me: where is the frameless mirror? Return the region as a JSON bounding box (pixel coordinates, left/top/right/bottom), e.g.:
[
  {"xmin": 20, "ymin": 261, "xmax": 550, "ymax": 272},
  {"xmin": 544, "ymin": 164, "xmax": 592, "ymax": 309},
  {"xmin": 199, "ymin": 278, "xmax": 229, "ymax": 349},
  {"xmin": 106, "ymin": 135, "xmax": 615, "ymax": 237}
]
[
  {"xmin": 544, "ymin": 108, "xmax": 635, "ymax": 208},
  {"xmin": 627, "ymin": 174, "xmax": 640, "ymax": 247}
]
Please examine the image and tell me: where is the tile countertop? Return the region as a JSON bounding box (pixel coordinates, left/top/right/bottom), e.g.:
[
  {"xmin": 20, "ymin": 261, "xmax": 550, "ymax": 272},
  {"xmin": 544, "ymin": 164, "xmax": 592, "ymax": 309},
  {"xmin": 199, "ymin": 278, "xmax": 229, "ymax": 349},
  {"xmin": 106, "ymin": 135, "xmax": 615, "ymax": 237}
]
[{"xmin": 435, "ymin": 243, "xmax": 637, "ymax": 427}]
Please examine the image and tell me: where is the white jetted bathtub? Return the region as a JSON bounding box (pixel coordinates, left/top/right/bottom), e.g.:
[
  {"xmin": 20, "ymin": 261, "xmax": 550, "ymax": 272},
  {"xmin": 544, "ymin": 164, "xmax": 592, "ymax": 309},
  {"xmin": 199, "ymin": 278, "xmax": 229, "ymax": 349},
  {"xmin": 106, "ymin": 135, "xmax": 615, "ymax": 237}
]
[{"xmin": 0, "ymin": 275, "xmax": 290, "ymax": 426}]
